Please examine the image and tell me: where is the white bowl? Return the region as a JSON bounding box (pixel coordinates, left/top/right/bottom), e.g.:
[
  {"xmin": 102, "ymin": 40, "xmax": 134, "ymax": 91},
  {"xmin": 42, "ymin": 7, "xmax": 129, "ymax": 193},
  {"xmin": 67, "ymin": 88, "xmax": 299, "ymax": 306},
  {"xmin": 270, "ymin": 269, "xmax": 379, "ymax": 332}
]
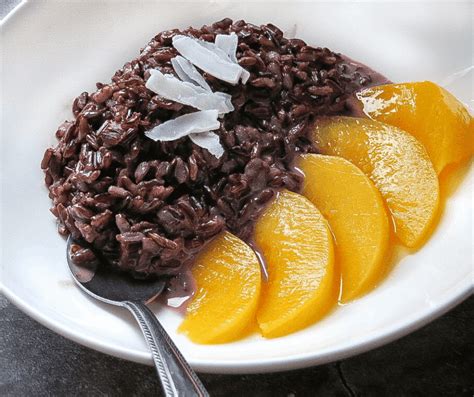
[{"xmin": 1, "ymin": 0, "xmax": 472, "ymax": 374}]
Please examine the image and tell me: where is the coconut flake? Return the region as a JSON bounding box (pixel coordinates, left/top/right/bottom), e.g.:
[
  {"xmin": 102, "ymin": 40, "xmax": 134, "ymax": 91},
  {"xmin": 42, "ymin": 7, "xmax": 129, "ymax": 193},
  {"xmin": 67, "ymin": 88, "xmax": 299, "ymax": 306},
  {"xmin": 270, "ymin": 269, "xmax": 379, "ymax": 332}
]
[
  {"xmin": 146, "ymin": 69, "xmax": 233, "ymax": 114},
  {"xmin": 189, "ymin": 131, "xmax": 224, "ymax": 158},
  {"xmin": 212, "ymin": 33, "xmax": 249, "ymax": 83},
  {"xmin": 197, "ymin": 39, "xmax": 234, "ymax": 62},
  {"xmin": 200, "ymin": 37, "xmax": 249, "ymax": 83},
  {"xmin": 215, "ymin": 92, "xmax": 234, "ymax": 113},
  {"xmin": 145, "ymin": 110, "xmax": 220, "ymax": 142},
  {"xmin": 215, "ymin": 33, "xmax": 238, "ymax": 63},
  {"xmin": 172, "ymin": 35, "xmax": 248, "ymax": 85},
  {"xmin": 171, "ymin": 56, "xmax": 212, "ymax": 91},
  {"xmin": 240, "ymin": 69, "xmax": 250, "ymax": 84},
  {"xmin": 214, "ymin": 33, "xmax": 250, "ymax": 83}
]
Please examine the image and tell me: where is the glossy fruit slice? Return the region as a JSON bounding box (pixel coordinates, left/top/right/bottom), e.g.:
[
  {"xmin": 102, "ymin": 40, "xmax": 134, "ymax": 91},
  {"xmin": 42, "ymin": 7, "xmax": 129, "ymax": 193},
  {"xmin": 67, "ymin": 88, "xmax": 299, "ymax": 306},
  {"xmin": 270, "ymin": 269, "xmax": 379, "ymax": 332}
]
[
  {"xmin": 179, "ymin": 232, "xmax": 261, "ymax": 344},
  {"xmin": 299, "ymin": 154, "xmax": 390, "ymax": 302},
  {"xmin": 312, "ymin": 116, "xmax": 439, "ymax": 248},
  {"xmin": 357, "ymin": 81, "xmax": 473, "ymax": 174},
  {"xmin": 254, "ymin": 190, "xmax": 335, "ymax": 338}
]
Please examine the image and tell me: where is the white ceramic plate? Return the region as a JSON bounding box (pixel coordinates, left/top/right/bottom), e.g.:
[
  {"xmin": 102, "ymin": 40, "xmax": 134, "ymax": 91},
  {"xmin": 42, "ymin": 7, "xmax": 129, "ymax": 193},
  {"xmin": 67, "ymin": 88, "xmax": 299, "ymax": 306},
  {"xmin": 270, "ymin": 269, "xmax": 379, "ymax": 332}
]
[{"xmin": 1, "ymin": 0, "xmax": 472, "ymax": 374}]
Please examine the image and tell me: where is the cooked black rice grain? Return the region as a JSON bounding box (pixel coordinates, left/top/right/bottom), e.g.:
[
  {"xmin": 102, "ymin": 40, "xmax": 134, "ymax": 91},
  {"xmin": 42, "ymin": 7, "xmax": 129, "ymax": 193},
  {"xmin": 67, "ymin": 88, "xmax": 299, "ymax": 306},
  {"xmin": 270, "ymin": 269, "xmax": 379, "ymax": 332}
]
[{"xmin": 42, "ymin": 19, "xmax": 377, "ymax": 277}]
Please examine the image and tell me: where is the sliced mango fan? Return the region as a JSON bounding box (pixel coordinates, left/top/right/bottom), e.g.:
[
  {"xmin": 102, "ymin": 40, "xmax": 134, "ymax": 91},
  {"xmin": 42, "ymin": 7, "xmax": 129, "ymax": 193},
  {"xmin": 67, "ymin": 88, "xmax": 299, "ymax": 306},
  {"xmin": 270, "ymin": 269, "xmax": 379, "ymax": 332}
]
[{"xmin": 177, "ymin": 81, "xmax": 472, "ymax": 344}]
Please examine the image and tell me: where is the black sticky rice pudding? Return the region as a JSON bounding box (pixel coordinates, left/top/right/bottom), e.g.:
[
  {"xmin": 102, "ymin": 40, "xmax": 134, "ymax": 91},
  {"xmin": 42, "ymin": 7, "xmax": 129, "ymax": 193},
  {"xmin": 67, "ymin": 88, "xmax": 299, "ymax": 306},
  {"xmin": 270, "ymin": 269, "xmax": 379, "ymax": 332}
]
[{"xmin": 41, "ymin": 19, "xmax": 386, "ymax": 281}]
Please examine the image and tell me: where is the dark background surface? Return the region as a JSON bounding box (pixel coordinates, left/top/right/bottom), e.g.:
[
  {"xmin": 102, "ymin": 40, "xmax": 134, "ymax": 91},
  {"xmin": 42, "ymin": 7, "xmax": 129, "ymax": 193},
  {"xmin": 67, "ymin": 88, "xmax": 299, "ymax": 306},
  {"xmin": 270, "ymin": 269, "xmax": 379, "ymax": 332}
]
[{"xmin": 1, "ymin": 2, "xmax": 473, "ymax": 396}]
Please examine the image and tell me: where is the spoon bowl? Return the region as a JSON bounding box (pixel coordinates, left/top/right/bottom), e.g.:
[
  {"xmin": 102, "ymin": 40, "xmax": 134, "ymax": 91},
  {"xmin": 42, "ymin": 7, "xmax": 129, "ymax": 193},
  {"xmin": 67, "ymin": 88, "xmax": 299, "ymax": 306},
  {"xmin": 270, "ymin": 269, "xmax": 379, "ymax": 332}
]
[{"xmin": 67, "ymin": 238, "xmax": 167, "ymax": 305}]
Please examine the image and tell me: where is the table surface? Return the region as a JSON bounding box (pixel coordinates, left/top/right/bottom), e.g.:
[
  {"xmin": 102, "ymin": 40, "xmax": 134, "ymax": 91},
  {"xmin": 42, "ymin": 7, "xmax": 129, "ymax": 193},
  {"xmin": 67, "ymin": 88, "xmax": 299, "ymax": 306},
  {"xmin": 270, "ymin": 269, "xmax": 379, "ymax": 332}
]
[{"xmin": 1, "ymin": 2, "xmax": 473, "ymax": 396}]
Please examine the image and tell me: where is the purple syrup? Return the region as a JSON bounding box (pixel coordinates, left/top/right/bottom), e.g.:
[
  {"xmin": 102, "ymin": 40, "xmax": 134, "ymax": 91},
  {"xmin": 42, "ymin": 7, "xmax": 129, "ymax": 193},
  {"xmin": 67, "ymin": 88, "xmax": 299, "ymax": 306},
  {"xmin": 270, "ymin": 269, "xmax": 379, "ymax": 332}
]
[
  {"xmin": 341, "ymin": 55, "xmax": 392, "ymax": 118},
  {"xmin": 159, "ymin": 268, "xmax": 196, "ymax": 314}
]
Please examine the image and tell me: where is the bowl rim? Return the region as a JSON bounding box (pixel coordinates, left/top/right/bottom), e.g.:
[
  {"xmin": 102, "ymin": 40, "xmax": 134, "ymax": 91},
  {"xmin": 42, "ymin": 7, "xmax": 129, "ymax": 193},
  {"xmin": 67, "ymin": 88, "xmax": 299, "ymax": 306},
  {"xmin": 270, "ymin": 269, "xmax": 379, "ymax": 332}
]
[
  {"xmin": 2, "ymin": 279, "xmax": 471, "ymax": 373},
  {"xmin": 1, "ymin": 0, "xmax": 472, "ymax": 374}
]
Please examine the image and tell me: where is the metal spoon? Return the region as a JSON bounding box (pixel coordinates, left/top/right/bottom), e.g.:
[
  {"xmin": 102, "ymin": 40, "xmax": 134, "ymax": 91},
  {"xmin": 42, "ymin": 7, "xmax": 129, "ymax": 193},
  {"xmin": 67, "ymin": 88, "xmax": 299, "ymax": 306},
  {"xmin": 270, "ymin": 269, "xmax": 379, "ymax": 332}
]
[{"xmin": 66, "ymin": 237, "xmax": 209, "ymax": 397}]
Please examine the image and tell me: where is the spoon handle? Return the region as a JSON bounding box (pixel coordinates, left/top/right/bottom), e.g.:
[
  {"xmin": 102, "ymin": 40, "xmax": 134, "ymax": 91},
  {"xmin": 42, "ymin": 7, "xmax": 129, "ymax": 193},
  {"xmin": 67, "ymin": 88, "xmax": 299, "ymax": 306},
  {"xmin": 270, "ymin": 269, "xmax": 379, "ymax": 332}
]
[{"xmin": 123, "ymin": 301, "xmax": 209, "ymax": 397}]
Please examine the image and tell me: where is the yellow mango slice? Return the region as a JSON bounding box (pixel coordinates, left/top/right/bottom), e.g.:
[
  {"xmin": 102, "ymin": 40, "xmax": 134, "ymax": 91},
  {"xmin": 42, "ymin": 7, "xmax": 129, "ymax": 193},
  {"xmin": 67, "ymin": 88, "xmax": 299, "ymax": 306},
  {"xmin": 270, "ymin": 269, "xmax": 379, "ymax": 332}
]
[
  {"xmin": 179, "ymin": 232, "xmax": 261, "ymax": 344},
  {"xmin": 357, "ymin": 81, "xmax": 473, "ymax": 174},
  {"xmin": 312, "ymin": 116, "xmax": 439, "ymax": 248},
  {"xmin": 254, "ymin": 190, "xmax": 335, "ymax": 338},
  {"xmin": 299, "ymin": 154, "xmax": 390, "ymax": 302}
]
